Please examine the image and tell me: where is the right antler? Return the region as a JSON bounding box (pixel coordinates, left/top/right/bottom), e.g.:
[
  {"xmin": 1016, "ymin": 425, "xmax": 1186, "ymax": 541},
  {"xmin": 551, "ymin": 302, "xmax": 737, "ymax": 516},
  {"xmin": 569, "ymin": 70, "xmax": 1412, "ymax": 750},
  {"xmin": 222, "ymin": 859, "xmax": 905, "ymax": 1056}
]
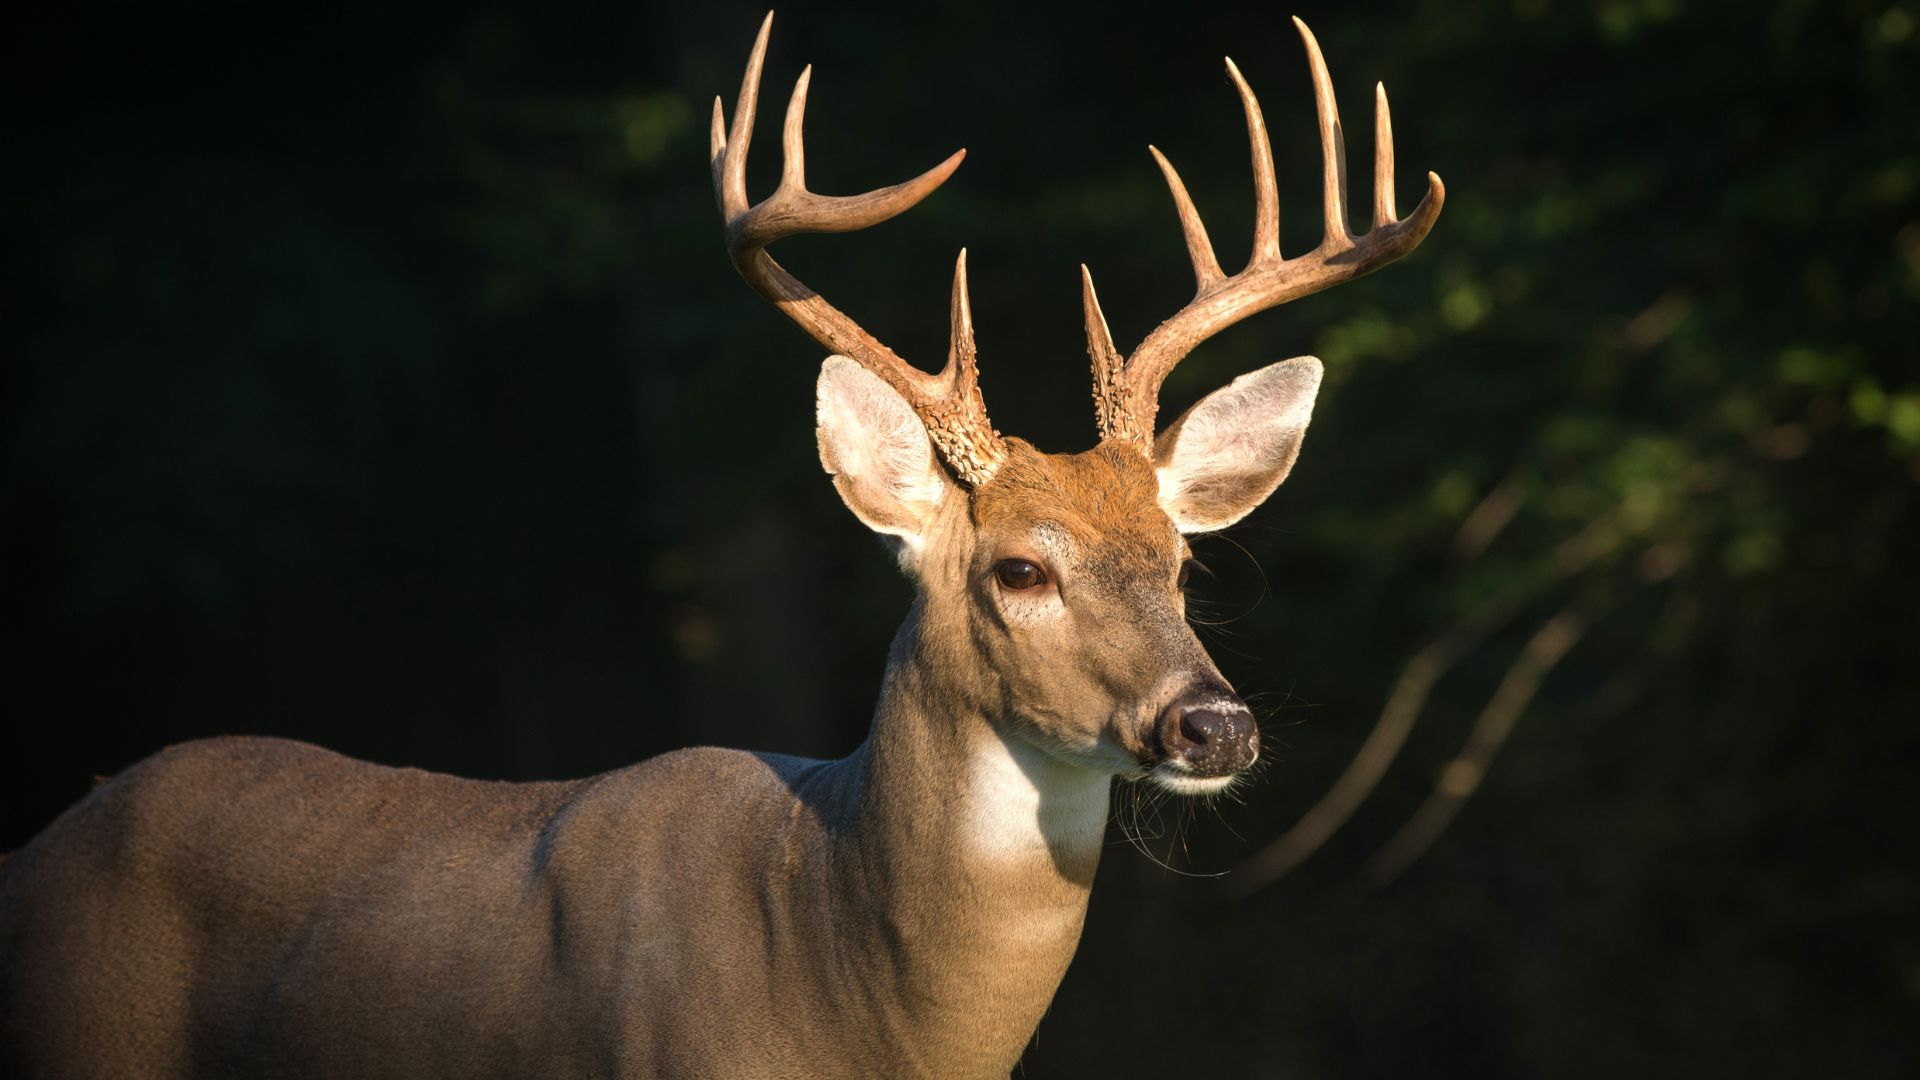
[
  {"xmin": 711, "ymin": 13, "xmax": 1007, "ymax": 486},
  {"xmin": 1085, "ymin": 17, "xmax": 1446, "ymax": 444}
]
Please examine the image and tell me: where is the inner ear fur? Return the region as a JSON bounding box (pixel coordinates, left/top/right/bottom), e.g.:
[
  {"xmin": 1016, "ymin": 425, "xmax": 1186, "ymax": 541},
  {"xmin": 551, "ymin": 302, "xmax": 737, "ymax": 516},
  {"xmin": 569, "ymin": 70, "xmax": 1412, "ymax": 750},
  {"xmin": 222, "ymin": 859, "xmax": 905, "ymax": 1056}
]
[
  {"xmin": 1153, "ymin": 356, "xmax": 1322, "ymax": 534},
  {"xmin": 816, "ymin": 356, "xmax": 952, "ymax": 550}
]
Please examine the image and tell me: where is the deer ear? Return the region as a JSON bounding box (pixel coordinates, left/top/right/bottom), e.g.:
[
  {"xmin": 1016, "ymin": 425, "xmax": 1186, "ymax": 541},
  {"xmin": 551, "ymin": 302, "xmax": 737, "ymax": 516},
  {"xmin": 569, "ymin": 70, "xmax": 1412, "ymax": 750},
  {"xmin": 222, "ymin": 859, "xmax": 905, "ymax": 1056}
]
[
  {"xmin": 816, "ymin": 356, "xmax": 952, "ymax": 552},
  {"xmin": 1154, "ymin": 356, "xmax": 1322, "ymax": 534}
]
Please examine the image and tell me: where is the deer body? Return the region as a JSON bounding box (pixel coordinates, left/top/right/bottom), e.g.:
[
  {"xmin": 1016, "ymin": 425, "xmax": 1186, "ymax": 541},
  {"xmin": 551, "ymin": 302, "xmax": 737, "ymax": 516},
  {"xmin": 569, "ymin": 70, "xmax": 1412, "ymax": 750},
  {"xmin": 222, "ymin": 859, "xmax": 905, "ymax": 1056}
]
[
  {"xmin": 0, "ymin": 733, "xmax": 1084, "ymax": 1080},
  {"xmin": 1, "ymin": 13, "xmax": 1442, "ymax": 1078},
  {"xmin": 0, "ymin": 446, "xmax": 1191, "ymax": 1080}
]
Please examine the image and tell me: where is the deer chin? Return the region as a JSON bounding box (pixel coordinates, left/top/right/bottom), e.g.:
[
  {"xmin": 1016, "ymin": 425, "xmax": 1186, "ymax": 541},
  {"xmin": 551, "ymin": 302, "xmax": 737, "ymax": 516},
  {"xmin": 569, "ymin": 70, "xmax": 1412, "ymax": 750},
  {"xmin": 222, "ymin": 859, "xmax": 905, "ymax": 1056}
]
[{"xmin": 1147, "ymin": 763, "xmax": 1242, "ymax": 796}]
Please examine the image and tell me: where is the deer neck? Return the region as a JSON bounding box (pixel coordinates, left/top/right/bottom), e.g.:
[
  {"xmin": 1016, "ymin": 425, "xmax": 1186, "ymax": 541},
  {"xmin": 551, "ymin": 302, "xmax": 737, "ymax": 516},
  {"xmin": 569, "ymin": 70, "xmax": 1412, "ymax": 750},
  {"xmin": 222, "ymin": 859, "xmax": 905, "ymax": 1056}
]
[
  {"xmin": 814, "ymin": 597, "xmax": 1111, "ymax": 1071},
  {"xmin": 863, "ymin": 602, "xmax": 1111, "ymax": 888}
]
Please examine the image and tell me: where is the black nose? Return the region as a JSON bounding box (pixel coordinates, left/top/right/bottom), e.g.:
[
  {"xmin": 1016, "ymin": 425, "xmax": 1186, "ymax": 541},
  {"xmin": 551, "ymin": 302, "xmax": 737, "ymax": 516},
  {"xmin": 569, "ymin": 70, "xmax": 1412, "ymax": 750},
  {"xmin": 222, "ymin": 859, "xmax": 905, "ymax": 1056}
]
[{"xmin": 1155, "ymin": 687, "xmax": 1258, "ymax": 776}]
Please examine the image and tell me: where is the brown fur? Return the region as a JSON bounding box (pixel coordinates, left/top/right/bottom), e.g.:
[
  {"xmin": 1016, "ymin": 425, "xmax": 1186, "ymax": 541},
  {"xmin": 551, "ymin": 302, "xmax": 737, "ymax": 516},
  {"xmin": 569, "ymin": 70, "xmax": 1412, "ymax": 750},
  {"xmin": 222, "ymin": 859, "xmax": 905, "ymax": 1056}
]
[
  {"xmin": 0, "ymin": 396, "xmax": 1287, "ymax": 1080},
  {"xmin": 974, "ymin": 440, "xmax": 1170, "ymax": 562}
]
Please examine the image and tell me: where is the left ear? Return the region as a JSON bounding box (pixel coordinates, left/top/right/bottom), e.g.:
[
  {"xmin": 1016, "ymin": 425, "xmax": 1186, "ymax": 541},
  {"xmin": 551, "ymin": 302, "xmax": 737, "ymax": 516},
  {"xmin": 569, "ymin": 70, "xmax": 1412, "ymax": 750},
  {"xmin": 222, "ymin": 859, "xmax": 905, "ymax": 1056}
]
[
  {"xmin": 1153, "ymin": 356, "xmax": 1323, "ymax": 533},
  {"xmin": 816, "ymin": 356, "xmax": 954, "ymax": 559}
]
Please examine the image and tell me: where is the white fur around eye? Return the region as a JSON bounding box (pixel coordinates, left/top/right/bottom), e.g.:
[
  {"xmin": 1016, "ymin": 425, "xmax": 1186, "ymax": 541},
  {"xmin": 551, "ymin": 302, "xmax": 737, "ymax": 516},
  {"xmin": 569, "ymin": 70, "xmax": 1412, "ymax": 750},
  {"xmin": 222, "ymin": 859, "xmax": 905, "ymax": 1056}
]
[
  {"xmin": 995, "ymin": 584, "xmax": 1064, "ymax": 626},
  {"xmin": 991, "ymin": 523, "xmax": 1070, "ymax": 625}
]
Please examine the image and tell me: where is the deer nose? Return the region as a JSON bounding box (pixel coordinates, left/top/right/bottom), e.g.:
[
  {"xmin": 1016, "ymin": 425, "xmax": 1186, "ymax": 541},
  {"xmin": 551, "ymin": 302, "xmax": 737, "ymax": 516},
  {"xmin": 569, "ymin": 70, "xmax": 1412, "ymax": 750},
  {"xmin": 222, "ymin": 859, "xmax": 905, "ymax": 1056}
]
[{"xmin": 1155, "ymin": 690, "xmax": 1258, "ymax": 776}]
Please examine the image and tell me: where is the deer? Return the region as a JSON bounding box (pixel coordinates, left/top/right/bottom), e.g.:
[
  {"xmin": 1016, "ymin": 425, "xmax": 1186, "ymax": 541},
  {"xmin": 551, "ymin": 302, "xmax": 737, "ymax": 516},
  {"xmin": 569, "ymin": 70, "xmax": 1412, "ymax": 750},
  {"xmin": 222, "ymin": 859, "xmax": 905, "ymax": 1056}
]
[{"xmin": 0, "ymin": 12, "xmax": 1440, "ymax": 1079}]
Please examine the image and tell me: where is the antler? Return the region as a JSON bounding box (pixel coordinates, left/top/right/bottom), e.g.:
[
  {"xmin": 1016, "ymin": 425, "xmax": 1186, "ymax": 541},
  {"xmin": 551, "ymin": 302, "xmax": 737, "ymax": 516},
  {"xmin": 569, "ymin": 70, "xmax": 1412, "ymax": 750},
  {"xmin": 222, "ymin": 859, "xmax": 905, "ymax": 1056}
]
[
  {"xmin": 711, "ymin": 13, "xmax": 1006, "ymax": 486},
  {"xmin": 1086, "ymin": 16, "xmax": 1446, "ymax": 444}
]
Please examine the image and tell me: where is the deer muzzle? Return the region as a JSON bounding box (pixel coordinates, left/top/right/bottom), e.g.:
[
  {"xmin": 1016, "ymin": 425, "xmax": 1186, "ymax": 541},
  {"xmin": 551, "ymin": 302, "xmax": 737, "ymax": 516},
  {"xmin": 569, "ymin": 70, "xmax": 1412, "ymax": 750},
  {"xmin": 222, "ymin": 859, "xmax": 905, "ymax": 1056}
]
[{"xmin": 1154, "ymin": 686, "xmax": 1259, "ymax": 779}]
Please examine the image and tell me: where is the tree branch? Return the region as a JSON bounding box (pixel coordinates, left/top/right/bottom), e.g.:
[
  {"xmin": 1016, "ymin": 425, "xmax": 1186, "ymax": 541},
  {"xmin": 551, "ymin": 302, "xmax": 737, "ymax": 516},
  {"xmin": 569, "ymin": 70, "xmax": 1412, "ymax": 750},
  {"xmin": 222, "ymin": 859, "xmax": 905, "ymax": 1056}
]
[{"xmin": 1229, "ymin": 508, "xmax": 1627, "ymax": 897}]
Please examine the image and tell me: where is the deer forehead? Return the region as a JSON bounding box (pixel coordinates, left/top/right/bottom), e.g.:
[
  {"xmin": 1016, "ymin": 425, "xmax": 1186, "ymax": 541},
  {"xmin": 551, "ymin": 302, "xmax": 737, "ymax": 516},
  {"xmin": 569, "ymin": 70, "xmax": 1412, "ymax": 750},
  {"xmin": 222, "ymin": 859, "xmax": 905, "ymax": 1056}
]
[{"xmin": 968, "ymin": 441, "xmax": 1181, "ymax": 573}]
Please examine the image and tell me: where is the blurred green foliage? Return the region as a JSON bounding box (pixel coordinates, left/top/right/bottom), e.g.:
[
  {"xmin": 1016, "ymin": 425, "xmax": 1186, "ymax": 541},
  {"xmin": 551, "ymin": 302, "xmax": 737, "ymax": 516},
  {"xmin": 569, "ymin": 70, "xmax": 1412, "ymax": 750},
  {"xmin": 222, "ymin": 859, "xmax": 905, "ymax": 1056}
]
[{"xmin": 2, "ymin": 0, "xmax": 1914, "ymax": 1076}]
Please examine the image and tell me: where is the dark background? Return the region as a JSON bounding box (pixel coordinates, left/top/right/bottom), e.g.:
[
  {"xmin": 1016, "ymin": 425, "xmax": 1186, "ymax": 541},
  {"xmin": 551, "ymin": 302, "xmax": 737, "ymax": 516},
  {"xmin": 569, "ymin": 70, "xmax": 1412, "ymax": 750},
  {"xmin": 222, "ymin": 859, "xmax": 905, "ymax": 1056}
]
[{"xmin": 4, "ymin": 0, "xmax": 1915, "ymax": 1075}]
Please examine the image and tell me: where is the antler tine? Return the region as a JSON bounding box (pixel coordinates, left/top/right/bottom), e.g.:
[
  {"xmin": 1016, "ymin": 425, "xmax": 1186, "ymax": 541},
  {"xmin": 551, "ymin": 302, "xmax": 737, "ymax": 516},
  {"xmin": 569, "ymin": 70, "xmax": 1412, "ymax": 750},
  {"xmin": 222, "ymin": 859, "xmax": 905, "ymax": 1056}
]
[
  {"xmin": 1373, "ymin": 82, "xmax": 1396, "ymax": 229},
  {"xmin": 709, "ymin": 97, "xmax": 728, "ymax": 204},
  {"xmin": 714, "ymin": 12, "xmax": 772, "ymax": 220},
  {"xmin": 711, "ymin": 13, "xmax": 1003, "ymax": 486},
  {"xmin": 1148, "ymin": 147, "xmax": 1226, "ymax": 293},
  {"xmin": 1094, "ymin": 17, "xmax": 1446, "ymax": 445},
  {"xmin": 1368, "ymin": 79, "xmax": 1446, "ymax": 237},
  {"xmin": 1082, "ymin": 266, "xmax": 1140, "ymax": 442},
  {"xmin": 780, "ymin": 63, "xmax": 811, "ymax": 194},
  {"xmin": 1292, "ymin": 17, "xmax": 1351, "ymax": 248},
  {"xmin": 928, "ymin": 249, "xmax": 1010, "ymax": 483},
  {"xmin": 949, "ymin": 248, "xmax": 976, "ymax": 371},
  {"xmin": 1223, "ymin": 58, "xmax": 1283, "ymax": 266}
]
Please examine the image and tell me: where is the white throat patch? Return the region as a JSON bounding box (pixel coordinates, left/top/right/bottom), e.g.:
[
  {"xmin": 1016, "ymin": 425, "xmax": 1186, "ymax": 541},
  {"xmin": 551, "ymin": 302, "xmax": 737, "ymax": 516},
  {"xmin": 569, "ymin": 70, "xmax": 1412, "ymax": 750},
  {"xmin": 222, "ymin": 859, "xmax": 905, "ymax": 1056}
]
[{"xmin": 964, "ymin": 732, "xmax": 1112, "ymax": 863}]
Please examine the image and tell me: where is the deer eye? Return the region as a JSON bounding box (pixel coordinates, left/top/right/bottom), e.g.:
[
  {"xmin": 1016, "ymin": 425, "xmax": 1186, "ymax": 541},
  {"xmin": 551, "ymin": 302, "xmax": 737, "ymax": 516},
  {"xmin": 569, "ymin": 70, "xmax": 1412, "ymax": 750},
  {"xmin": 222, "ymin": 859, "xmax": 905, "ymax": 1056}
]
[{"xmin": 994, "ymin": 559, "xmax": 1048, "ymax": 591}]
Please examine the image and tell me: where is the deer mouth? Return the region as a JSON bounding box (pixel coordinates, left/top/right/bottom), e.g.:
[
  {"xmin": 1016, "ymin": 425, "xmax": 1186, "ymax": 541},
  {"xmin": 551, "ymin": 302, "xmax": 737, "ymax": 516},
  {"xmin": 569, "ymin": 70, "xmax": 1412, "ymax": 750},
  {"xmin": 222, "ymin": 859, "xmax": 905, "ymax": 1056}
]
[{"xmin": 1149, "ymin": 763, "xmax": 1243, "ymax": 795}]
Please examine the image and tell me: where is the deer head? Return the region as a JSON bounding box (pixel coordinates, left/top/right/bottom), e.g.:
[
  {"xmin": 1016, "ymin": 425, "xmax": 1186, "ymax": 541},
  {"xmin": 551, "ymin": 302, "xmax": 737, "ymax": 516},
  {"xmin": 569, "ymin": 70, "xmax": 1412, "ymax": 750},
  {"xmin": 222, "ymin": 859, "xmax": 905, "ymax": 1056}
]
[{"xmin": 712, "ymin": 13, "xmax": 1443, "ymax": 796}]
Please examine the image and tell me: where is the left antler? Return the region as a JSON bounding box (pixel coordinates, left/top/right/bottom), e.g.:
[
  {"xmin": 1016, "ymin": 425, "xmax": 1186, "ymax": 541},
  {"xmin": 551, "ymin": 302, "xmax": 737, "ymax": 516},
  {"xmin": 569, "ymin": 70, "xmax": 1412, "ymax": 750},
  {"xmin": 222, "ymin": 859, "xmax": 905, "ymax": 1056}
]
[
  {"xmin": 711, "ymin": 13, "xmax": 1006, "ymax": 486},
  {"xmin": 1085, "ymin": 16, "xmax": 1446, "ymax": 444}
]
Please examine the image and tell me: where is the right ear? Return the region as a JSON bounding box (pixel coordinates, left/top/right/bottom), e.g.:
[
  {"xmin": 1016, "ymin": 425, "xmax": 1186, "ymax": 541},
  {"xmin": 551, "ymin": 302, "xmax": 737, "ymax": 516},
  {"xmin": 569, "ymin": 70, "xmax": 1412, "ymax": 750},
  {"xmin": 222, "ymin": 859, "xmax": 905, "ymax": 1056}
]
[
  {"xmin": 1153, "ymin": 356, "xmax": 1322, "ymax": 533},
  {"xmin": 816, "ymin": 357, "xmax": 953, "ymax": 555}
]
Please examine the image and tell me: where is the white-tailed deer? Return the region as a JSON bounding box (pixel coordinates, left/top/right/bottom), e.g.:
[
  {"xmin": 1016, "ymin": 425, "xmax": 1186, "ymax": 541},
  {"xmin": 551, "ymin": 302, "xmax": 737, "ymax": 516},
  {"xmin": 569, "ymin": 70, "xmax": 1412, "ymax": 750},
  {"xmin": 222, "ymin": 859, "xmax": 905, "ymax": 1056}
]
[{"xmin": 0, "ymin": 13, "xmax": 1440, "ymax": 1079}]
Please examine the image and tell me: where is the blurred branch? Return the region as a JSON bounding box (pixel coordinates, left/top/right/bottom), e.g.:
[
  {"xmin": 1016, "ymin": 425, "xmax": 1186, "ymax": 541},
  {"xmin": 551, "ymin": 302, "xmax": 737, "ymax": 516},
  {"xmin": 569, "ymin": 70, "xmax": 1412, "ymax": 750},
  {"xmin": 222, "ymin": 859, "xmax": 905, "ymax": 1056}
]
[
  {"xmin": 1365, "ymin": 543, "xmax": 1689, "ymax": 884},
  {"xmin": 1452, "ymin": 473, "xmax": 1522, "ymax": 563},
  {"xmin": 1230, "ymin": 508, "xmax": 1628, "ymax": 897},
  {"xmin": 1363, "ymin": 607, "xmax": 1590, "ymax": 885}
]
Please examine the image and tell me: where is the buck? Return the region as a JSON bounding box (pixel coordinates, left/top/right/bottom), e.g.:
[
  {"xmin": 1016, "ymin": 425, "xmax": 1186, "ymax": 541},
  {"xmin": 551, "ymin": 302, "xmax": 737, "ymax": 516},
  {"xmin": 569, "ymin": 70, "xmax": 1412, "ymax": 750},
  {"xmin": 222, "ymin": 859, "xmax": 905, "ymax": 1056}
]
[{"xmin": 0, "ymin": 13, "xmax": 1440, "ymax": 1079}]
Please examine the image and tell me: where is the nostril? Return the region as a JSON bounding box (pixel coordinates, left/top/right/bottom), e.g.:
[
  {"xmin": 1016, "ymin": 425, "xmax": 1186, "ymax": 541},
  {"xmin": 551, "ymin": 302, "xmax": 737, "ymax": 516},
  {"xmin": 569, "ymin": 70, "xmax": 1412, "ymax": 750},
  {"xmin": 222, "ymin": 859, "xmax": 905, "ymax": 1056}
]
[
  {"xmin": 1180, "ymin": 709, "xmax": 1226, "ymax": 747},
  {"xmin": 1155, "ymin": 691, "xmax": 1258, "ymax": 777}
]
